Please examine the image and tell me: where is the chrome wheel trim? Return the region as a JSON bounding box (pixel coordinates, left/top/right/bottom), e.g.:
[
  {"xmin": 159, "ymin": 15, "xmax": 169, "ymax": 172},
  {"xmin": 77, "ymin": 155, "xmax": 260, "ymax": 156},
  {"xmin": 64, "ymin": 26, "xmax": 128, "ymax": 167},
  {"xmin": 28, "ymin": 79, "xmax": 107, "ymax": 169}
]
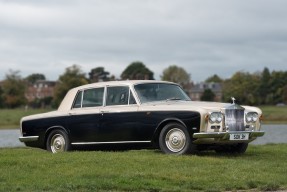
[
  {"xmin": 50, "ymin": 134, "xmax": 66, "ymax": 153},
  {"xmin": 165, "ymin": 128, "xmax": 186, "ymax": 153}
]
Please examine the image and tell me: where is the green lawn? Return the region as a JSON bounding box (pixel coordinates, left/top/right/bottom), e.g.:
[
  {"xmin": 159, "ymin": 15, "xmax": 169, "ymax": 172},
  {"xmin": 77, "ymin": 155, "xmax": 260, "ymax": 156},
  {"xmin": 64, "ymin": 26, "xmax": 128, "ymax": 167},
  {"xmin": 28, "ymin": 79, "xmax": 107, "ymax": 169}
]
[
  {"xmin": 0, "ymin": 108, "xmax": 52, "ymax": 129},
  {"xmin": 0, "ymin": 144, "xmax": 287, "ymax": 191},
  {"xmin": 260, "ymin": 105, "xmax": 287, "ymax": 124}
]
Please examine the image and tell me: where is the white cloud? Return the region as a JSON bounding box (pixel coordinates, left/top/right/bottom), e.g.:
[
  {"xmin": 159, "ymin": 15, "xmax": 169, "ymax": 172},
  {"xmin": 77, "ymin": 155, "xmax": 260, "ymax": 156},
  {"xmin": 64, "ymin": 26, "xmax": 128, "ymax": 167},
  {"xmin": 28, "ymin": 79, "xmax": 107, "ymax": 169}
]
[{"xmin": 0, "ymin": 0, "xmax": 286, "ymax": 81}]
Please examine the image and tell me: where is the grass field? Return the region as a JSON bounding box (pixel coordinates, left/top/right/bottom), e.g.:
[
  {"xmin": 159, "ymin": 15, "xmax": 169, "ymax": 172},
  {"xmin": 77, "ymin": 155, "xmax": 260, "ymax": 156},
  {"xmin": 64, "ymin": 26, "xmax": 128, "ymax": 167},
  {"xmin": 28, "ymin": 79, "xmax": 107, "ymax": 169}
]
[
  {"xmin": 0, "ymin": 144, "xmax": 286, "ymax": 191},
  {"xmin": 260, "ymin": 106, "xmax": 287, "ymax": 124},
  {"xmin": 0, "ymin": 108, "xmax": 51, "ymax": 129},
  {"xmin": 0, "ymin": 106, "xmax": 286, "ymax": 129}
]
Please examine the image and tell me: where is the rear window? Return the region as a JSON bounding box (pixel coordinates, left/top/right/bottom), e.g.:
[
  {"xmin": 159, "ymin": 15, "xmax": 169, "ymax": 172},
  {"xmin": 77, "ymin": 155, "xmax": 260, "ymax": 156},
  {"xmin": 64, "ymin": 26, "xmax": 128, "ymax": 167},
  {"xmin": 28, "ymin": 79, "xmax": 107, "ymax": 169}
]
[{"xmin": 72, "ymin": 87, "xmax": 104, "ymax": 108}]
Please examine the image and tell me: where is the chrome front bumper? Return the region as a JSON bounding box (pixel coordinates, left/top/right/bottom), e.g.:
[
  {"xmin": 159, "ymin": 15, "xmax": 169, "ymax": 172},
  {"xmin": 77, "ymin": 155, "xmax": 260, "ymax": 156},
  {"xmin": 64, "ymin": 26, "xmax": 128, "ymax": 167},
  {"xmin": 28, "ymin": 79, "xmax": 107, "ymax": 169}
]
[
  {"xmin": 19, "ymin": 136, "xmax": 39, "ymax": 142},
  {"xmin": 193, "ymin": 131, "xmax": 265, "ymax": 140}
]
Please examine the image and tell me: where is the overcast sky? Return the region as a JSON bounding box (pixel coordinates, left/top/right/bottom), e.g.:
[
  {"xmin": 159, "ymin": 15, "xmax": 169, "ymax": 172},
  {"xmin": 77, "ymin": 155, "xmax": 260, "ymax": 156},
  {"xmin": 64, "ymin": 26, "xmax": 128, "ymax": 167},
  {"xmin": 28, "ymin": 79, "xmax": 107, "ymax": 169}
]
[{"xmin": 0, "ymin": 0, "xmax": 286, "ymax": 82}]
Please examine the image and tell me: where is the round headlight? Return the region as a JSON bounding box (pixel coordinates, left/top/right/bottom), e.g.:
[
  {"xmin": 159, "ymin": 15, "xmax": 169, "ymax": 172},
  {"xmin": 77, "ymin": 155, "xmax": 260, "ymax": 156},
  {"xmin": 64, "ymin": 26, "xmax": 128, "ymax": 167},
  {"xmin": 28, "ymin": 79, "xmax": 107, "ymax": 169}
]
[
  {"xmin": 246, "ymin": 115, "xmax": 252, "ymax": 123},
  {"xmin": 252, "ymin": 113, "xmax": 258, "ymax": 122},
  {"xmin": 246, "ymin": 112, "xmax": 258, "ymax": 123},
  {"xmin": 210, "ymin": 115, "xmax": 217, "ymax": 123},
  {"xmin": 209, "ymin": 112, "xmax": 223, "ymax": 124}
]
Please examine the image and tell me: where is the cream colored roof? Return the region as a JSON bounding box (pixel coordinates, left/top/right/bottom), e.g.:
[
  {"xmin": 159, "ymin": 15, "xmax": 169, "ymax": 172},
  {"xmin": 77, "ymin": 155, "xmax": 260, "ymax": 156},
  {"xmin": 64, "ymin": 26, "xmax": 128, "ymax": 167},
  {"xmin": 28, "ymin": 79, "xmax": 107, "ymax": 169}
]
[{"xmin": 71, "ymin": 80, "xmax": 175, "ymax": 91}]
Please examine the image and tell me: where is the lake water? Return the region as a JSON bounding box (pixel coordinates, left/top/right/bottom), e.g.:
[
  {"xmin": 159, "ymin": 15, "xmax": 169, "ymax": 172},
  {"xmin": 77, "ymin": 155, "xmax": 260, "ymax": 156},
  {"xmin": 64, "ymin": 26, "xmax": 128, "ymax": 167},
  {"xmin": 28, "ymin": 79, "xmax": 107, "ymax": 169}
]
[
  {"xmin": 251, "ymin": 124, "xmax": 287, "ymax": 145},
  {"xmin": 0, "ymin": 124, "xmax": 286, "ymax": 148}
]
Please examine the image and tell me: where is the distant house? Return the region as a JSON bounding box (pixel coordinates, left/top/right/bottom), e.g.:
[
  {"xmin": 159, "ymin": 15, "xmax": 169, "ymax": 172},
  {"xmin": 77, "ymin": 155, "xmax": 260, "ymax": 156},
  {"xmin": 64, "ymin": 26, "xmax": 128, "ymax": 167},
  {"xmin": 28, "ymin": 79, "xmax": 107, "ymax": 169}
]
[
  {"xmin": 189, "ymin": 82, "xmax": 222, "ymax": 102},
  {"xmin": 25, "ymin": 80, "xmax": 56, "ymax": 102}
]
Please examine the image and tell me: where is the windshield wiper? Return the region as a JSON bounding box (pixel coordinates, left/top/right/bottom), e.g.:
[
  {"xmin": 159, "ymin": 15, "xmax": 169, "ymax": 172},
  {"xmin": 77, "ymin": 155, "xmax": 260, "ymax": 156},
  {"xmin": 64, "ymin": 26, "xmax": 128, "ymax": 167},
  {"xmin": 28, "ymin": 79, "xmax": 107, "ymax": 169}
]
[{"xmin": 166, "ymin": 97, "xmax": 182, "ymax": 101}]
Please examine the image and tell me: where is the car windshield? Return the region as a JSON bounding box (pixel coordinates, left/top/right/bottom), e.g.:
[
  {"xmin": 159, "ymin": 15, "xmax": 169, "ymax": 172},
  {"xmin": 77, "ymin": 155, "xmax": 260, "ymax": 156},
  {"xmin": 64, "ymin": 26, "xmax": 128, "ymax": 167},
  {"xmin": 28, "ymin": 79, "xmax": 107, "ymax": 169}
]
[{"xmin": 134, "ymin": 83, "xmax": 191, "ymax": 104}]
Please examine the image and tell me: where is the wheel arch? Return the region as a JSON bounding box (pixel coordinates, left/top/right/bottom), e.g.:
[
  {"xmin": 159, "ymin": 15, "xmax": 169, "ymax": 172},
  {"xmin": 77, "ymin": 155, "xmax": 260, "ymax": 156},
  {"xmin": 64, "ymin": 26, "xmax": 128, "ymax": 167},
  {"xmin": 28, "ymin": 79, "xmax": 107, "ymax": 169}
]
[
  {"xmin": 152, "ymin": 118, "xmax": 187, "ymax": 147},
  {"xmin": 44, "ymin": 126, "xmax": 70, "ymax": 149}
]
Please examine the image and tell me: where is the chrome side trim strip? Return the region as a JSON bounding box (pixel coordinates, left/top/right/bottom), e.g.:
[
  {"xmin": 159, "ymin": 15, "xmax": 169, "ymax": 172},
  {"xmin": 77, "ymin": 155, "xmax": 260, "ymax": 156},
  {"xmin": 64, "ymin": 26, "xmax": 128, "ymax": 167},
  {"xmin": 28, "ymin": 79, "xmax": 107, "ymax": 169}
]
[
  {"xmin": 19, "ymin": 136, "xmax": 39, "ymax": 142},
  {"xmin": 71, "ymin": 140, "xmax": 151, "ymax": 145}
]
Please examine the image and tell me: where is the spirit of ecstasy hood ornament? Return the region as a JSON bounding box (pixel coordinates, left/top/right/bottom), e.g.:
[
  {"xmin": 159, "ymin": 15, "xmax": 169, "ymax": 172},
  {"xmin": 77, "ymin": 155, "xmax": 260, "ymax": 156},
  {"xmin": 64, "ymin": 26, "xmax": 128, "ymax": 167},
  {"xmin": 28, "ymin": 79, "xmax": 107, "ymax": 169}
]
[
  {"xmin": 226, "ymin": 97, "xmax": 244, "ymax": 110},
  {"xmin": 231, "ymin": 97, "xmax": 236, "ymax": 104}
]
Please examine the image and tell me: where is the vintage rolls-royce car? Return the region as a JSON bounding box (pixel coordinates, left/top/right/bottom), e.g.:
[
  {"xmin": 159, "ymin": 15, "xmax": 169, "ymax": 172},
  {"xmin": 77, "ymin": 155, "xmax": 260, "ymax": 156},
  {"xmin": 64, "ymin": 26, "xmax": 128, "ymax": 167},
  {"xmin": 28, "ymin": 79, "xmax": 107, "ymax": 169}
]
[{"xmin": 19, "ymin": 80, "xmax": 264, "ymax": 154}]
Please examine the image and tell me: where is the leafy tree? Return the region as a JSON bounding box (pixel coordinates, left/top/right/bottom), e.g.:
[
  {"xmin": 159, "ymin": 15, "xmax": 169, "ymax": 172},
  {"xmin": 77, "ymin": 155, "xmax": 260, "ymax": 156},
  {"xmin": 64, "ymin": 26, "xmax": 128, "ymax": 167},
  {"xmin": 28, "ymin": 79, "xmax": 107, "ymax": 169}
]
[
  {"xmin": 283, "ymin": 85, "xmax": 287, "ymax": 104},
  {"xmin": 88, "ymin": 67, "xmax": 110, "ymax": 82},
  {"xmin": 0, "ymin": 86, "xmax": 4, "ymax": 108},
  {"xmin": 267, "ymin": 71, "xmax": 287, "ymax": 104},
  {"xmin": 161, "ymin": 65, "xmax": 190, "ymax": 90},
  {"xmin": 222, "ymin": 71, "xmax": 260, "ymax": 105},
  {"xmin": 221, "ymin": 68, "xmax": 287, "ymax": 105},
  {"xmin": 53, "ymin": 65, "xmax": 88, "ymax": 107},
  {"xmin": 29, "ymin": 96, "xmax": 53, "ymax": 108},
  {"xmin": 1, "ymin": 70, "xmax": 27, "ymax": 108},
  {"xmin": 121, "ymin": 61, "xmax": 154, "ymax": 80},
  {"xmin": 257, "ymin": 67, "xmax": 271, "ymax": 104},
  {"xmin": 26, "ymin": 73, "xmax": 46, "ymax": 84},
  {"xmin": 205, "ymin": 74, "xmax": 223, "ymax": 83},
  {"xmin": 201, "ymin": 89, "xmax": 215, "ymax": 101}
]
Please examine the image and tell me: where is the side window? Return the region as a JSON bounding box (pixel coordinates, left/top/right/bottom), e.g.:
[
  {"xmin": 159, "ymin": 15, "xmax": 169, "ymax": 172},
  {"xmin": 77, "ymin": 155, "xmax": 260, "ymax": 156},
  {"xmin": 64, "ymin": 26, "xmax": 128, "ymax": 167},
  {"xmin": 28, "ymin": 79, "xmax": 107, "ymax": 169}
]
[
  {"xmin": 73, "ymin": 91, "xmax": 83, "ymax": 108},
  {"xmin": 82, "ymin": 87, "xmax": 104, "ymax": 108},
  {"xmin": 106, "ymin": 86, "xmax": 129, "ymax": 106}
]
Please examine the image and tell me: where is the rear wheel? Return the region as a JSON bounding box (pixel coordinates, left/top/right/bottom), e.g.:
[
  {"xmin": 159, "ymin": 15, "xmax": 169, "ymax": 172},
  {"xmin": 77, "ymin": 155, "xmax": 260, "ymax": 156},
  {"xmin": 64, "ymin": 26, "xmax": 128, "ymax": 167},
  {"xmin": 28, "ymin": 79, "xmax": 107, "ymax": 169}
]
[
  {"xmin": 46, "ymin": 130, "xmax": 71, "ymax": 153},
  {"xmin": 159, "ymin": 123, "xmax": 195, "ymax": 155}
]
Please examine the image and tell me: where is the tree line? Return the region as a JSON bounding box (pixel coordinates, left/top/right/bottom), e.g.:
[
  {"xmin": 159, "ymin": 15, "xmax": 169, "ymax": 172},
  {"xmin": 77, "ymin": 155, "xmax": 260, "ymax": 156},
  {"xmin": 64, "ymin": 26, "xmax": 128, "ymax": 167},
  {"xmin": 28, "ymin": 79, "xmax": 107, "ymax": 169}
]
[
  {"xmin": 0, "ymin": 61, "xmax": 286, "ymax": 108},
  {"xmin": 222, "ymin": 68, "xmax": 287, "ymax": 106}
]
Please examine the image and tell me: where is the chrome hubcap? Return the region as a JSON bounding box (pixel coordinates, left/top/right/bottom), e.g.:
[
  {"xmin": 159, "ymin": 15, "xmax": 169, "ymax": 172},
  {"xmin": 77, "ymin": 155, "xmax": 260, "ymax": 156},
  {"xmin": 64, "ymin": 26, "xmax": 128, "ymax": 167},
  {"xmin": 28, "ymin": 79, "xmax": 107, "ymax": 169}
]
[
  {"xmin": 165, "ymin": 128, "xmax": 186, "ymax": 152},
  {"xmin": 50, "ymin": 134, "xmax": 65, "ymax": 153}
]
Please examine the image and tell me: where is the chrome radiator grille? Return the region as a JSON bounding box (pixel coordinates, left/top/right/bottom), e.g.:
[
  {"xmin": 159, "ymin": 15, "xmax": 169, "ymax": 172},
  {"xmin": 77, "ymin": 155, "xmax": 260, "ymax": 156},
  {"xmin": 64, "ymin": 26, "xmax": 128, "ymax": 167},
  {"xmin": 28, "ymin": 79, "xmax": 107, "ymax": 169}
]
[{"xmin": 225, "ymin": 108, "xmax": 245, "ymax": 131}]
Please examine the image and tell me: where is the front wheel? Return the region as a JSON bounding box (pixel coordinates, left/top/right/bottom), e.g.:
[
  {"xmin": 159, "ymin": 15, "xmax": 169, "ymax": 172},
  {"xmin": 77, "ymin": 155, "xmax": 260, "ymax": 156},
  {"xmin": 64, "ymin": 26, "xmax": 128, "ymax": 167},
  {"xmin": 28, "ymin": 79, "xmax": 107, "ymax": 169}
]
[
  {"xmin": 159, "ymin": 123, "xmax": 195, "ymax": 155},
  {"xmin": 46, "ymin": 130, "xmax": 71, "ymax": 153}
]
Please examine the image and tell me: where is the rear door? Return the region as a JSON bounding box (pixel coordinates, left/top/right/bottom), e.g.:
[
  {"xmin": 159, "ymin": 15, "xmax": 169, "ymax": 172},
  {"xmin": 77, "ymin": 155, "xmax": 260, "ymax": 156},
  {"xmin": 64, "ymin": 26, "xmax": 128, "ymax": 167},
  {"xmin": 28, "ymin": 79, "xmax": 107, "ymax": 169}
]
[
  {"xmin": 67, "ymin": 87, "xmax": 104, "ymax": 142},
  {"xmin": 99, "ymin": 86, "xmax": 147, "ymax": 142}
]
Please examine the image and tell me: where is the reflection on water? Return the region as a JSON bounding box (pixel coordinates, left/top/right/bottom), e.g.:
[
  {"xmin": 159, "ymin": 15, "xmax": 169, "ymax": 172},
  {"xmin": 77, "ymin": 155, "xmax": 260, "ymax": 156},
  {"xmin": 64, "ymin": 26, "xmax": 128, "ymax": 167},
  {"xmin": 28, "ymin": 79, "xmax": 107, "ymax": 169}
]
[{"xmin": 0, "ymin": 125, "xmax": 286, "ymax": 148}]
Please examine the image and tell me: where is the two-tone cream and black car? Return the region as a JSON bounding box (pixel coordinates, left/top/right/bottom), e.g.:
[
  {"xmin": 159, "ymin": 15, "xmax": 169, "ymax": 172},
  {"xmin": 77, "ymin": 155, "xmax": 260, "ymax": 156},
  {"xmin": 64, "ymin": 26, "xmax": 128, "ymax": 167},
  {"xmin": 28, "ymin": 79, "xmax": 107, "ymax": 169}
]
[{"xmin": 19, "ymin": 80, "xmax": 264, "ymax": 154}]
